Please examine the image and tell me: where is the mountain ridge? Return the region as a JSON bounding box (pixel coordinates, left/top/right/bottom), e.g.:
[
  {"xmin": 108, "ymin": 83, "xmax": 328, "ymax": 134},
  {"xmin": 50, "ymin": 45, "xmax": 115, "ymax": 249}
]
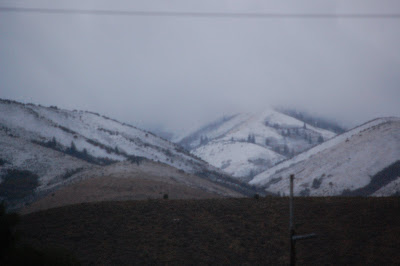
[
  {"xmin": 0, "ymin": 98, "xmax": 256, "ymax": 210},
  {"xmin": 176, "ymin": 109, "xmax": 338, "ymax": 179},
  {"xmin": 249, "ymin": 117, "xmax": 400, "ymax": 196}
]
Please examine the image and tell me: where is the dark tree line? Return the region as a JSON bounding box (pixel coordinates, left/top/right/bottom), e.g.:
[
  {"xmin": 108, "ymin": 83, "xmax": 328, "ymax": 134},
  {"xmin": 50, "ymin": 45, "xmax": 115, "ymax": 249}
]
[
  {"xmin": 247, "ymin": 134, "xmax": 256, "ymax": 144},
  {"xmin": 279, "ymin": 109, "xmax": 346, "ymax": 133},
  {"xmin": 33, "ymin": 138, "xmax": 115, "ymax": 165}
]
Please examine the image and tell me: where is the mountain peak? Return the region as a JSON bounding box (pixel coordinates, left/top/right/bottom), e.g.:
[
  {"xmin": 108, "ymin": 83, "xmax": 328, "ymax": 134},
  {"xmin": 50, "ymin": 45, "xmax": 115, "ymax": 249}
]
[{"xmin": 176, "ymin": 108, "xmax": 338, "ymax": 180}]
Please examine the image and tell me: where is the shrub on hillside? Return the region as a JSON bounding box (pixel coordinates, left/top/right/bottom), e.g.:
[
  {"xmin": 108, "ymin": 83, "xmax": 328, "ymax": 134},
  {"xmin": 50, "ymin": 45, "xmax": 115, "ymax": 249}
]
[
  {"xmin": 312, "ymin": 177, "xmax": 323, "ymax": 189},
  {"xmin": 0, "ymin": 158, "xmax": 7, "ymax": 166},
  {"xmin": 0, "ymin": 170, "xmax": 39, "ymax": 201},
  {"xmin": 0, "ymin": 202, "xmax": 80, "ymax": 265}
]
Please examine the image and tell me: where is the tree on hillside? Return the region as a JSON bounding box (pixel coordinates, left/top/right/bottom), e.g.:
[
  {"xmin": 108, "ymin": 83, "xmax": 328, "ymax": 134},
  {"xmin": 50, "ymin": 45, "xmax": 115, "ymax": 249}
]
[
  {"xmin": 283, "ymin": 145, "xmax": 289, "ymax": 155},
  {"xmin": 200, "ymin": 136, "xmax": 209, "ymax": 145},
  {"xmin": 265, "ymin": 138, "xmax": 270, "ymax": 146},
  {"xmin": 50, "ymin": 137, "xmax": 57, "ymax": 148},
  {"xmin": 70, "ymin": 141, "xmax": 77, "ymax": 153},
  {"xmin": 247, "ymin": 134, "xmax": 255, "ymax": 144}
]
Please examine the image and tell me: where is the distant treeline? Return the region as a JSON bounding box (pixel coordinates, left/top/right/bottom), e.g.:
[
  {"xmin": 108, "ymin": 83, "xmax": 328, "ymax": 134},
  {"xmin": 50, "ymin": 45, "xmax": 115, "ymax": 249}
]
[
  {"xmin": 32, "ymin": 137, "xmax": 146, "ymax": 166},
  {"xmin": 280, "ymin": 109, "xmax": 346, "ymax": 134}
]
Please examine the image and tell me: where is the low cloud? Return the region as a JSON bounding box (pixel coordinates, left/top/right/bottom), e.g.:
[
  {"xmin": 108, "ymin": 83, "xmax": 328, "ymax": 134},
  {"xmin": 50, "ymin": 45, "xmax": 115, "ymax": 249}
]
[{"xmin": 1, "ymin": 1, "xmax": 400, "ymax": 134}]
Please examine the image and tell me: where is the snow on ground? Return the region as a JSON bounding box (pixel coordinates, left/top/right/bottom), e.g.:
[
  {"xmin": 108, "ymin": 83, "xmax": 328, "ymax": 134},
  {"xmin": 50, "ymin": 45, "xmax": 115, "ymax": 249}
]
[
  {"xmin": 215, "ymin": 109, "xmax": 335, "ymax": 143},
  {"xmin": 257, "ymin": 109, "xmax": 336, "ymax": 140},
  {"xmin": 176, "ymin": 113, "xmax": 252, "ymax": 148},
  {"xmin": 0, "ymin": 100, "xmax": 205, "ymax": 173},
  {"xmin": 220, "ymin": 114, "xmax": 282, "ymax": 142},
  {"xmin": 193, "ymin": 140, "xmax": 285, "ymax": 180},
  {"xmin": 250, "ymin": 118, "xmax": 398, "ymax": 186},
  {"xmin": 0, "ymin": 131, "xmax": 92, "ymax": 189},
  {"xmin": 178, "ymin": 108, "xmax": 337, "ymax": 179},
  {"xmin": 249, "ymin": 118, "xmax": 400, "ymax": 196},
  {"xmin": 201, "ymin": 113, "xmax": 252, "ymax": 140},
  {"xmin": 372, "ymin": 177, "xmax": 400, "ymax": 196},
  {"xmin": 171, "ymin": 113, "xmax": 249, "ymax": 144},
  {"xmin": 179, "ymin": 108, "xmax": 337, "ymax": 153}
]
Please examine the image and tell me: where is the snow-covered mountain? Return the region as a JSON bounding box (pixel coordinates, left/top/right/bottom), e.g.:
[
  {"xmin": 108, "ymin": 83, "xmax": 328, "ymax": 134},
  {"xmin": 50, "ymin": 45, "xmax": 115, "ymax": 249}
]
[
  {"xmin": 0, "ymin": 99, "xmax": 205, "ymax": 172},
  {"xmin": 176, "ymin": 109, "xmax": 337, "ymax": 180},
  {"xmin": 0, "ymin": 130, "xmax": 245, "ymax": 210},
  {"xmin": 0, "ymin": 129, "xmax": 93, "ymax": 190},
  {"xmin": 0, "ymin": 99, "xmax": 256, "ymax": 208},
  {"xmin": 250, "ymin": 117, "xmax": 400, "ymax": 196}
]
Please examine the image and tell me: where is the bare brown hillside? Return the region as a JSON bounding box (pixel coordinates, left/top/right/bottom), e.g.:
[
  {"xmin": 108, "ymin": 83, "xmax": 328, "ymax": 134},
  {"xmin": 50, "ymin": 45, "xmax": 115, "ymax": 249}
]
[{"xmin": 21, "ymin": 161, "xmax": 244, "ymax": 214}]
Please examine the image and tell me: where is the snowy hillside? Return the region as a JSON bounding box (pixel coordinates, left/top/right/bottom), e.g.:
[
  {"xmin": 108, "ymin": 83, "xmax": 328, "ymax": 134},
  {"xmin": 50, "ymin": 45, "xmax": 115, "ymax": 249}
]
[
  {"xmin": 0, "ymin": 130, "xmax": 92, "ymax": 189},
  {"xmin": 194, "ymin": 141, "xmax": 285, "ymax": 181},
  {"xmin": 249, "ymin": 118, "xmax": 400, "ymax": 196},
  {"xmin": 0, "ymin": 99, "xmax": 207, "ymax": 173},
  {"xmin": 0, "ymin": 99, "xmax": 260, "ymax": 209},
  {"xmin": 0, "ymin": 130, "xmax": 245, "ymax": 210},
  {"xmin": 0, "ymin": 129, "xmax": 96, "ymax": 208},
  {"xmin": 179, "ymin": 109, "xmax": 336, "ymax": 179}
]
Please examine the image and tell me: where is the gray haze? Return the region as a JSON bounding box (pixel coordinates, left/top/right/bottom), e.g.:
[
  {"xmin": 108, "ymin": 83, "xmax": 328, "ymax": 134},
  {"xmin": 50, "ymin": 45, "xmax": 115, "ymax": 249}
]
[{"xmin": 1, "ymin": 0, "xmax": 400, "ymax": 135}]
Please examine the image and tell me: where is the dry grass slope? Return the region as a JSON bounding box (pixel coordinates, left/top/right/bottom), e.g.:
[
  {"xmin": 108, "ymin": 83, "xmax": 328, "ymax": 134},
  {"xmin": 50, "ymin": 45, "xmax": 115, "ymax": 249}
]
[
  {"xmin": 18, "ymin": 197, "xmax": 400, "ymax": 265},
  {"xmin": 21, "ymin": 161, "xmax": 245, "ymax": 214}
]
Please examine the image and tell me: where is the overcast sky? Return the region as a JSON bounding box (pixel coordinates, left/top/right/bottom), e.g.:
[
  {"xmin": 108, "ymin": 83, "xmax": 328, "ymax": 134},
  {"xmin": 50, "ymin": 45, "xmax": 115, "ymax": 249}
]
[{"xmin": 1, "ymin": 0, "xmax": 400, "ymax": 135}]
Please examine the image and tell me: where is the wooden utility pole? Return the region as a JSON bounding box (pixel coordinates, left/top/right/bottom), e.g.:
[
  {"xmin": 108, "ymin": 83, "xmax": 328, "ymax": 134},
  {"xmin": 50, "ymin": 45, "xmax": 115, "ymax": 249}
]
[
  {"xmin": 289, "ymin": 174, "xmax": 296, "ymax": 266},
  {"xmin": 289, "ymin": 174, "xmax": 316, "ymax": 266}
]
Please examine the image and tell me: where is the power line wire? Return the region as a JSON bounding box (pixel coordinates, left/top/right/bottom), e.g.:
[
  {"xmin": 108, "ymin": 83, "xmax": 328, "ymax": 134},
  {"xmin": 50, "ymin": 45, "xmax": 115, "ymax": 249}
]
[{"xmin": 1, "ymin": 6, "xmax": 400, "ymax": 19}]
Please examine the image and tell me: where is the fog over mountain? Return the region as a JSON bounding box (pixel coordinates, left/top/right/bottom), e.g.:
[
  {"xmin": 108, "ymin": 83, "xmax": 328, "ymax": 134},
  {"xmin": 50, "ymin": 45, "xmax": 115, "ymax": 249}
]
[{"xmin": 1, "ymin": 0, "xmax": 400, "ymax": 134}]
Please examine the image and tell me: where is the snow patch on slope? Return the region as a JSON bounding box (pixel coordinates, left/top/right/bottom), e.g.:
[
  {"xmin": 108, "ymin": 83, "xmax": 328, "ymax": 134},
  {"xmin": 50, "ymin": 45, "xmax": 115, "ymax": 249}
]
[
  {"xmin": 372, "ymin": 177, "xmax": 400, "ymax": 196},
  {"xmin": 193, "ymin": 140, "xmax": 285, "ymax": 180}
]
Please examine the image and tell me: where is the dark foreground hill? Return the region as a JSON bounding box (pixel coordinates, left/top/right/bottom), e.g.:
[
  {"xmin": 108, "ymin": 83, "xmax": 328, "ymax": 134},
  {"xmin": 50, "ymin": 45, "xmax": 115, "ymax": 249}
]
[{"xmin": 18, "ymin": 197, "xmax": 400, "ymax": 265}]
